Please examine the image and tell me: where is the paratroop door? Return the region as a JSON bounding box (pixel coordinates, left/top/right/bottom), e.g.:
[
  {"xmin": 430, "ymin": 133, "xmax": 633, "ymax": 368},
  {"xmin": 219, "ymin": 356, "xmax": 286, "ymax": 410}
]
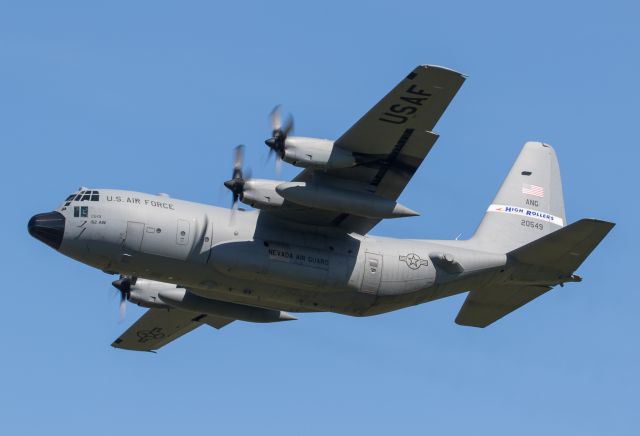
[
  {"xmin": 123, "ymin": 221, "xmax": 145, "ymax": 252},
  {"xmin": 360, "ymin": 252, "xmax": 382, "ymax": 294}
]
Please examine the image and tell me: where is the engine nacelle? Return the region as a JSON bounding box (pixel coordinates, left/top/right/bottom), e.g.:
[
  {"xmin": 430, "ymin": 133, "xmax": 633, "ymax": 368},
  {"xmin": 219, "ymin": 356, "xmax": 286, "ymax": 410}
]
[
  {"xmin": 157, "ymin": 288, "xmax": 296, "ymax": 322},
  {"xmin": 282, "ymin": 137, "xmax": 355, "ymax": 169},
  {"xmin": 235, "ymin": 178, "xmax": 419, "ymax": 219},
  {"xmin": 276, "ymin": 181, "xmax": 419, "ymax": 219},
  {"xmin": 240, "ymin": 179, "xmax": 285, "ymax": 209},
  {"xmin": 127, "ymin": 278, "xmax": 175, "ymax": 309},
  {"xmin": 126, "ymin": 278, "xmax": 296, "ymax": 322}
]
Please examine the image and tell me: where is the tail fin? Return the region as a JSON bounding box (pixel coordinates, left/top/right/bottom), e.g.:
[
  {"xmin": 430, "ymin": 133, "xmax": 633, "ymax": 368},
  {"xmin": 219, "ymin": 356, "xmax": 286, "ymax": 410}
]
[{"xmin": 471, "ymin": 141, "xmax": 566, "ymax": 253}]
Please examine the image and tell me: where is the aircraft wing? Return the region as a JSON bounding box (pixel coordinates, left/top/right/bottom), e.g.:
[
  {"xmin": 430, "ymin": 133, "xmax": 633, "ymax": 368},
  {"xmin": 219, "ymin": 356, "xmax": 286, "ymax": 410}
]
[
  {"xmin": 112, "ymin": 308, "xmax": 233, "ymax": 352},
  {"xmin": 268, "ymin": 65, "xmax": 465, "ymax": 234}
]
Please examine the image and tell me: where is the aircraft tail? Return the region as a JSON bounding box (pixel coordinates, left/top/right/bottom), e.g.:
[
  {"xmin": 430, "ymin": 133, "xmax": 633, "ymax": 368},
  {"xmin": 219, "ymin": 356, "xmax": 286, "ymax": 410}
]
[
  {"xmin": 454, "ymin": 141, "xmax": 615, "ymax": 327},
  {"xmin": 456, "ymin": 217, "xmax": 614, "ymax": 327},
  {"xmin": 470, "ymin": 141, "xmax": 566, "ymax": 253}
]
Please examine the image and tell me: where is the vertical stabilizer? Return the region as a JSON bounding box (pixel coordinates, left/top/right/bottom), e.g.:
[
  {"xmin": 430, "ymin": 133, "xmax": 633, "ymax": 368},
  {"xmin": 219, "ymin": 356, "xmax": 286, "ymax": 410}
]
[{"xmin": 471, "ymin": 142, "xmax": 566, "ymax": 253}]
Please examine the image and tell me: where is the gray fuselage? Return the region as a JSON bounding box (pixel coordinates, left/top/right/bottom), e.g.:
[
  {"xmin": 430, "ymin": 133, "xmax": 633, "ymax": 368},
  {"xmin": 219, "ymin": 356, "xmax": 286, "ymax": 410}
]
[{"xmin": 46, "ymin": 189, "xmax": 505, "ymax": 316}]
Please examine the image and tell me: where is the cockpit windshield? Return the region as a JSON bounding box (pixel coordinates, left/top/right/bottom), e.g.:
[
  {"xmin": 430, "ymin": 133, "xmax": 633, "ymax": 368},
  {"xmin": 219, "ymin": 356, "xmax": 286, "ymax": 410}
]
[{"xmin": 63, "ymin": 190, "xmax": 100, "ymax": 207}]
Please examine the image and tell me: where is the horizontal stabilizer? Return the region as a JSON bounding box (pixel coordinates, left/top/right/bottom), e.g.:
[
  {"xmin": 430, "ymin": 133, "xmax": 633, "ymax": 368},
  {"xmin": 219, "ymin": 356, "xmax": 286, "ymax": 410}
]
[
  {"xmin": 456, "ymin": 218, "xmax": 614, "ymax": 328},
  {"xmin": 455, "ymin": 285, "xmax": 552, "ymax": 328},
  {"xmin": 509, "ymin": 218, "xmax": 615, "ymax": 274}
]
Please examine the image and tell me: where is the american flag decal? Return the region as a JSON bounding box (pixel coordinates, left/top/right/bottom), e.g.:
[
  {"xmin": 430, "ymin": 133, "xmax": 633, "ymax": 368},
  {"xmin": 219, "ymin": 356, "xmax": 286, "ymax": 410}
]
[{"xmin": 522, "ymin": 184, "xmax": 544, "ymax": 197}]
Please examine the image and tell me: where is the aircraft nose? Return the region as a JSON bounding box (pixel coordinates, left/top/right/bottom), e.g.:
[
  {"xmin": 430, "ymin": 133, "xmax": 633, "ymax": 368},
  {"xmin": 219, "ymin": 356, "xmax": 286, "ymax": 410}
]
[{"xmin": 28, "ymin": 211, "xmax": 66, "ymax": 250}]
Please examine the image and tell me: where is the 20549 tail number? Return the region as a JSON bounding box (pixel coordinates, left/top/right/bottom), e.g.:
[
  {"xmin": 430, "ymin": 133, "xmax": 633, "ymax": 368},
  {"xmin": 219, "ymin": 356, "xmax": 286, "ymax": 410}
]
[{"xmin": 521, "ymin": 219, "xmax": 543, "ymax": 230}]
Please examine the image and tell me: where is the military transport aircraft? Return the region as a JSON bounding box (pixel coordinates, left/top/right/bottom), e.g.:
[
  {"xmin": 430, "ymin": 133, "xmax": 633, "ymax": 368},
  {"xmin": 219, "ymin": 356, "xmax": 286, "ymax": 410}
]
[{"xmin": 28, "ymin": 65, "xmax": 614, "ymax": 351}]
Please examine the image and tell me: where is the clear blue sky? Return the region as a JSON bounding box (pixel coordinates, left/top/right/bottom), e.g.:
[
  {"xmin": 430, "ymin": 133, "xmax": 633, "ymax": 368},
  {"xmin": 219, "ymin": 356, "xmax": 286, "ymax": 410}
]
[{"xmin": 1, "ymin": 1, "xmax": 637, "ymax": 434}]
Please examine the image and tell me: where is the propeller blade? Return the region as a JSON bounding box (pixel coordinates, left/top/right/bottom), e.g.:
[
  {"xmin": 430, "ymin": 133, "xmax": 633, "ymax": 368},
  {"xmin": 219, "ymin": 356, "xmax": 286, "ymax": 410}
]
[
  {"xmin": 265, "ymin": 106, "xmax": 294, "ymax": 173},
  {"xmin": 270, "ymin": 105, "xmax": 282, "ymax": 135},
  {"xmin": 275, "ymin": 156, "xmax": 283, "ymax": 176},
  {"xmin": 229, "ymin": 198, "xmax": 239, "ymax": 225},
  {"xmin": 232, "ymin": 144, "xmax": 245, "ymax": 180},
  {"xmin": 264, "ymin": 148, "xmax": 275, "ymax": 164},
  {"xmin": 283, "ymin": 115, "xmax": 294, "ymax": 137},
  {"xmin": 118, "ymin": 293, "xmax": 127, "ymax": 321},
  {"xmin": 224, "ymin": 145, "xmax": 251, "ymax": 210},
  {"xmin": 111, "ymin": 275, "xmax": 135, "ymax": 322}
]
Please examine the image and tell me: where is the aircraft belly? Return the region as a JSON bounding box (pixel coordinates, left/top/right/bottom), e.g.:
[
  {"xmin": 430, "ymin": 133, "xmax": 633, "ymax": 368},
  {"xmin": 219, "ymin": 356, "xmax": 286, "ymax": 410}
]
[{"xmin": 190, "ymin": 282, "xmax": 378, "ymax": 316}]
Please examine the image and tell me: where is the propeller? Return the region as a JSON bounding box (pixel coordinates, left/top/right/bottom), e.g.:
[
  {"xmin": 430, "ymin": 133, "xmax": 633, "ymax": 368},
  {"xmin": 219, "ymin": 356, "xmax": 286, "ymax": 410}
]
[
  {"xmin": 223, "ymin": 145, "xmax": 252, "ymax": 223},
  {"xmin": 111, "ymin": 275, "xmax": 136, "ymax": 320},
  {"xmin": 223, "ymin": 145, "xmax": 248, "ymax": 209},
  {"xmin": 265, "ymin": 105, "xmax": 294, "ymax": 172}
]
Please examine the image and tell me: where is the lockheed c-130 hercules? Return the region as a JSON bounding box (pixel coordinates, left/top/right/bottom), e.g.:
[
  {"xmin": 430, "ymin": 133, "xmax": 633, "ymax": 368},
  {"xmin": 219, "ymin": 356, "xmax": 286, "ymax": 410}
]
[{"xmin": 28, "ymin": 65, "xmax": 614, "ymax": 351}]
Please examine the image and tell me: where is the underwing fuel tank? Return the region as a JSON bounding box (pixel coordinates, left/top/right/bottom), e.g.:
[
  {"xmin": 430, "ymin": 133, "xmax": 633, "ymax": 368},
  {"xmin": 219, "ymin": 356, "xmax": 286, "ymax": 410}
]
[
  {"xmin": 158, "ymin": 288, "xmax": 297, "ymax": 323},
  {"xmin": 276, "ymin": 182, "xmax": 419, "ymax": 219}
]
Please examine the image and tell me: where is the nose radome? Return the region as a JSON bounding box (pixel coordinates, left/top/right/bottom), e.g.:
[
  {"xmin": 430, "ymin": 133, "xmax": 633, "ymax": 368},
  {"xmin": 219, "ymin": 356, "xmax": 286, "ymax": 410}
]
[{"xmin": 28, "ymin": 211, "xmax": 65, "ymax": 250}]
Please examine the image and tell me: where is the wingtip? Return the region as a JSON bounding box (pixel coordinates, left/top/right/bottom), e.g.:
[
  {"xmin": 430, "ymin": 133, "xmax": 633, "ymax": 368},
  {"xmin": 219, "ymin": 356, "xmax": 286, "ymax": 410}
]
[
  {"xmin": 454, "ymin": 317, "xmax": 489, "ymax": 328},
  {"xmin": 583, "ymin": 218, "xmax": 616, "ymax": 228},
  {"xmin": 418, "ymin": 64, "xmax": 468, "ymax": 78}
]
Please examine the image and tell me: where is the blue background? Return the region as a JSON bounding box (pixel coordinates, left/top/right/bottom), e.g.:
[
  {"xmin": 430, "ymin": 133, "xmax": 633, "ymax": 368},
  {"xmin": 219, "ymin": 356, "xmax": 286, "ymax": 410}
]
[{"xmin": 1, "ymin": 1, "xmax": 637, "ymax": 434}]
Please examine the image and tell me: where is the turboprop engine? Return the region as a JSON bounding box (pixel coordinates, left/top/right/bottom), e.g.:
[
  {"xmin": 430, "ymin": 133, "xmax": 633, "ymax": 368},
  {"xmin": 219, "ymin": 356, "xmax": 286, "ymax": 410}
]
[
  {"xmin": 112, "ymin": 277, "xmax": 296, "ymax": 323},
  {"xmin": 236, "ymin": 179, "xmax": 285, "ymax": 209},
  {"xmin": 264, "ymin": 106, "xmax": 355, "ymax": 170},
  {"xmin": 276, "ymin": 136, "xmax": 356, "ymax": 170},
  {"xmin": 227, "ymin": 177, "xmax": 418, "ymax": 219},
  {"xmin": 223, "ymin": 145, "xmax": 286, "ymax": 210}
]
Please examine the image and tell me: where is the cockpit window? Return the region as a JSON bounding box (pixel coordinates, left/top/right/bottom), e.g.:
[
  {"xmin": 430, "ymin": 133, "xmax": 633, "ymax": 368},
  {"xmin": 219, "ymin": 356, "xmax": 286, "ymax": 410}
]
[
  {"xmin": 68, "ymin": 190, "xmax": 100, "ymax": 203},
  {"xmin": 62, "ymin": 190, "xmax": 98, "ymax": 212},
  {"xmin": 74, "ymin": 206, "xmax": 89, "ymax": 218},
  {"xmin": 64, "ymin": 193, "xmax": 78, "ymax": 207}
]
